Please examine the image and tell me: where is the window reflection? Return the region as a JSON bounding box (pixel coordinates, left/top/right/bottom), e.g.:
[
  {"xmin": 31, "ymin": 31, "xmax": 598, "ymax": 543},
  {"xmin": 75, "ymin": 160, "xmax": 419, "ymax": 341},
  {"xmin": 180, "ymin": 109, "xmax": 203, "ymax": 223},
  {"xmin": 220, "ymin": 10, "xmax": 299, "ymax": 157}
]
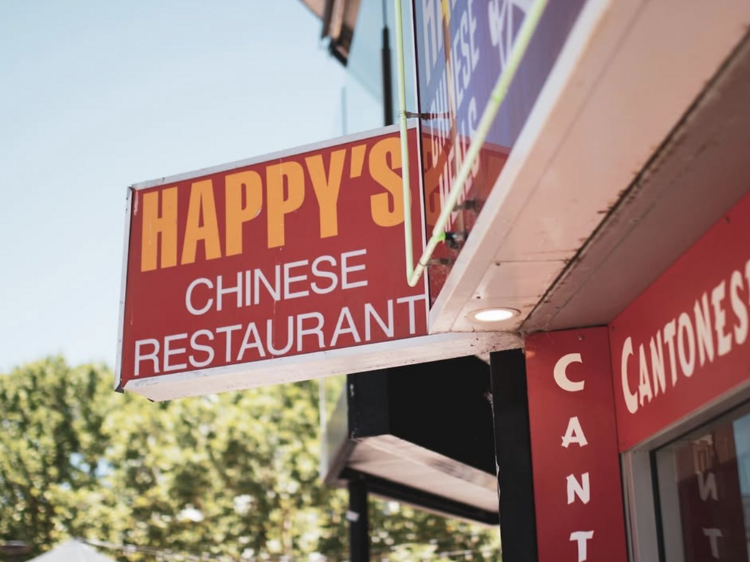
[{"xmin": 656, "ymin": 406, "xmax": 750, "ymax": 561}]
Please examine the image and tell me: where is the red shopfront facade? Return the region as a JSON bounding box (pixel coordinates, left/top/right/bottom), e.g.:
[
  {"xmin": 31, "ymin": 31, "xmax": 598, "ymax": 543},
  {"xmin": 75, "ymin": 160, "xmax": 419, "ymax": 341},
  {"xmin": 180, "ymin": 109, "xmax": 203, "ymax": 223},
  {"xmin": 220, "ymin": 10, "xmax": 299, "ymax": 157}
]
[{"xmin": 522, "ymin": 190, "xmax": 750, "ymax": 561}]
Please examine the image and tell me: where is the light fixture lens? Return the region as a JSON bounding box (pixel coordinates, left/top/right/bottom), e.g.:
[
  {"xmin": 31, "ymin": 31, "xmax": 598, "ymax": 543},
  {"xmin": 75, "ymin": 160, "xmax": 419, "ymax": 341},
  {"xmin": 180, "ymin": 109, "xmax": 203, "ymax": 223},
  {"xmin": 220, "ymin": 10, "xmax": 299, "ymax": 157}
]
[{"xmin": 471, "ymin": 308, "xmax": 518, "ymax": 322}]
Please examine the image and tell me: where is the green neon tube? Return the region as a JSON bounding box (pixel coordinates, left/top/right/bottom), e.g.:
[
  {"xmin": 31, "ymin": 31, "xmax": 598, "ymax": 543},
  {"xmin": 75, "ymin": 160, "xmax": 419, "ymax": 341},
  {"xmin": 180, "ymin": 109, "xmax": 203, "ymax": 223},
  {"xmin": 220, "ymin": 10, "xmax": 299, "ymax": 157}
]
[{"xmin": 394, "ymin": 0, "xmax": 414, "ymax": 281}]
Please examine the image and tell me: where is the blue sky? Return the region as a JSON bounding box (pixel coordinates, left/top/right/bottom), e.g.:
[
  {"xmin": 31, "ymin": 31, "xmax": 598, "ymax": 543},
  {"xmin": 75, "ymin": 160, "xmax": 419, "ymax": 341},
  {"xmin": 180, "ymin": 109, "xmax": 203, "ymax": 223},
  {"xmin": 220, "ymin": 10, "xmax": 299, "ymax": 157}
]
[{"xmin": 0, "ymin": 0, "xmax": 352, "ymax": 372}]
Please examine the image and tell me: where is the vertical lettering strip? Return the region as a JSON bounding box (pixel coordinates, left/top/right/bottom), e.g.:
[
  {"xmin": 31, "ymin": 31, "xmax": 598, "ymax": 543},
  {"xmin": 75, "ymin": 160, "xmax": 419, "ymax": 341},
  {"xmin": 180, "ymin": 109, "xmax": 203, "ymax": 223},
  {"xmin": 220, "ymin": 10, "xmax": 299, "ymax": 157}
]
[{"xmin": 525, "ymin": 328, "xmax": 628, "ymax": 562}]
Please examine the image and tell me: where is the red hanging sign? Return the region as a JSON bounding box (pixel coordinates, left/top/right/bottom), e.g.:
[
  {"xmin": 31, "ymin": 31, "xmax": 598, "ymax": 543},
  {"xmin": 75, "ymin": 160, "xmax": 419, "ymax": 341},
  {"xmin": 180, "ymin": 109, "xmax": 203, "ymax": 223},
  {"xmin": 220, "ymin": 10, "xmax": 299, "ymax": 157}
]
[{"xmin": 116, "ymin": 127, "xmax": 436, "ymax": 399}]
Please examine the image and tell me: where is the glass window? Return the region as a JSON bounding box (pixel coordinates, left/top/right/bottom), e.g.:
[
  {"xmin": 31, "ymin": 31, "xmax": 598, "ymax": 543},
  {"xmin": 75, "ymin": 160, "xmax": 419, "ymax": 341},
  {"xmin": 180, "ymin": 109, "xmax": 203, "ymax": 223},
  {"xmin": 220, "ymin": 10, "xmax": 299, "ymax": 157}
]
[
  {"xmin": 338, "ymin": 0, "xmax": 417, "ymax": 135},
  {"xmin": 656, "ymin": 404, "xmax": 750, "ymax": 561}
]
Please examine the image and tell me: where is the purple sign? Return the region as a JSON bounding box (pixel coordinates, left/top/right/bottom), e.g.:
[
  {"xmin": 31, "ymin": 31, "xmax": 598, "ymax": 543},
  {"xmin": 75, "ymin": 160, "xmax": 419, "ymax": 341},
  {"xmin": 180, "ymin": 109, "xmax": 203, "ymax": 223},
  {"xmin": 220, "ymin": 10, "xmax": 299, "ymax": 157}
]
[{"xmin": 413, "ymin": 0, "xmax": 586, "ymax": 301}]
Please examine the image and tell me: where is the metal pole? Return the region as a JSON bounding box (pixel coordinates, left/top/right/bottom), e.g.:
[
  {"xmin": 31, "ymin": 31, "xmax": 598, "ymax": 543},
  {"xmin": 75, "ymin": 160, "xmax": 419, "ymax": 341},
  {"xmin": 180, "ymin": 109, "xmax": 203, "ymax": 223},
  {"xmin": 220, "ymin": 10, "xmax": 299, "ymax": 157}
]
[
  {"xmin": 490, "ymin": 349, "xmax": 539, "ymax": 560},
  {"xmin": 348, "ymin": 478, "xmax": 370, "ymax": 562},
  {"xmin": 381, "ymin": 0, "xmax": 394, "ymax": 126}
]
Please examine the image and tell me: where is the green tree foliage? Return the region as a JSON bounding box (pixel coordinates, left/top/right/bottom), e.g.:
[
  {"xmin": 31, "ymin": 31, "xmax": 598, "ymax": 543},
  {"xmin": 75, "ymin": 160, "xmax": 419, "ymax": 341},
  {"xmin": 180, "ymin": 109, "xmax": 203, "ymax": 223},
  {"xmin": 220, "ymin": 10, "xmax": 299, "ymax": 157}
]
[{"xmin": 0, "ymin": 358, "xmax": 500, "ymax": 561}]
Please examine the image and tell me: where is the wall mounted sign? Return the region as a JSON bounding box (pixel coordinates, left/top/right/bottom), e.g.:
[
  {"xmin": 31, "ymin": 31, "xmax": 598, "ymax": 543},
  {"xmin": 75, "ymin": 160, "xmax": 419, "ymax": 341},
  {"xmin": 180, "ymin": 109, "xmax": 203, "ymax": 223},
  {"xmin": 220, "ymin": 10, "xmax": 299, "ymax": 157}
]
[
  {"xmin": 526, "ymin": 327, "xmax": 627, "ymax": 562},
  {"xmin": 611, "ymin": 191, "xmax": 750, "ymax": 451},
  {"xmin": 116, "ymin": 126, "xmax": 496, "ymax": 401},
  {"xmin": 412, "ymin": 0, "xmax": 586, "ymax": 300}
]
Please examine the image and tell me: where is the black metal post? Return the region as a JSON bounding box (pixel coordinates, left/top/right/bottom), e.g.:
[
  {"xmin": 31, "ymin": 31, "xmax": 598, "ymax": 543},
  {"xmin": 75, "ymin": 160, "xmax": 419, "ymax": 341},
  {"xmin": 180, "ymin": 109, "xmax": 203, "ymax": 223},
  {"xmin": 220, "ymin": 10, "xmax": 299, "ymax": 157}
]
[
  {"xmin": 381, "ymin": 1, "xmax": 394, "ymax": 127},
  {"xmin": 348, "ymin": 478, "xmax": 370, "ymax": 562},
  {"xmin": 490, "ymin": 349, "xmax": 538, "ymax": 562}
]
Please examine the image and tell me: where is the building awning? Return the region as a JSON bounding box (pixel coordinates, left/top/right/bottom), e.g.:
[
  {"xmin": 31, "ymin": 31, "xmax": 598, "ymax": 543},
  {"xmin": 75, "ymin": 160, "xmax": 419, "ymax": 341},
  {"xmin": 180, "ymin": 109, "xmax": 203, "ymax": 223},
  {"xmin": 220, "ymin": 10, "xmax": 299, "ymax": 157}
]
[{"xmin": 322, "ymin": 356, "xmax": 499, "ymax": 525}]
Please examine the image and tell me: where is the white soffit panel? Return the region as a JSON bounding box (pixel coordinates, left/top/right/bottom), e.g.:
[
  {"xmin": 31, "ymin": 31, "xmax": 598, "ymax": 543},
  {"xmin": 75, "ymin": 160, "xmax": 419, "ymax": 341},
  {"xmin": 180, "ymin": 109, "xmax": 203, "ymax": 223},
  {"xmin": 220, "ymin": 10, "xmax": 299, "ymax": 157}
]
[
  {"xmin": 526, "ymin": 36, "xmax": 750, "ymax": 331},
  {"xmin": 428, "ymin": 0, "xmax": 750, "ymax": 334},
  {"xmin": 462, "ymin": 260, "xmax": 564, "ymax": 333}
]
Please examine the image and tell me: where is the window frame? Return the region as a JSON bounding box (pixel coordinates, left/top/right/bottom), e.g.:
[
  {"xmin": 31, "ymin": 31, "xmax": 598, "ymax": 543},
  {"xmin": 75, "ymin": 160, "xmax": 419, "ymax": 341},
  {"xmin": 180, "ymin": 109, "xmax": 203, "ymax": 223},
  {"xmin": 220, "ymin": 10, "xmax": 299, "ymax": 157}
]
[{"xmin": 622, "ymin": 381, "xmax": 750, "ymax": 561}]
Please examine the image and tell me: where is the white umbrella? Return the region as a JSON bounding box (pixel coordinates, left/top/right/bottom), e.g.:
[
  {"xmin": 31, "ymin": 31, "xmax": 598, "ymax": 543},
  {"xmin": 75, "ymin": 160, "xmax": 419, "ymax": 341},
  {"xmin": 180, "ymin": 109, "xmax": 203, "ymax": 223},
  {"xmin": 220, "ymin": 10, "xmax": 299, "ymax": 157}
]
[{"xmin": 27, "ymin": 541, "xmax": 116, "ymax": 562}]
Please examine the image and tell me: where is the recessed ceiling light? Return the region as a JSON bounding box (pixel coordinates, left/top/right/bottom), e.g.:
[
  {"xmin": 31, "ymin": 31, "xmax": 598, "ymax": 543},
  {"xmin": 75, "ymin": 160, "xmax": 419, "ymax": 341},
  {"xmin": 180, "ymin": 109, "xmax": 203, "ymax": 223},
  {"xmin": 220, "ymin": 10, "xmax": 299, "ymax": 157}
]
[{"xmin": 470, "ymin": 308, "xmax": 519, "ymax": 323}]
